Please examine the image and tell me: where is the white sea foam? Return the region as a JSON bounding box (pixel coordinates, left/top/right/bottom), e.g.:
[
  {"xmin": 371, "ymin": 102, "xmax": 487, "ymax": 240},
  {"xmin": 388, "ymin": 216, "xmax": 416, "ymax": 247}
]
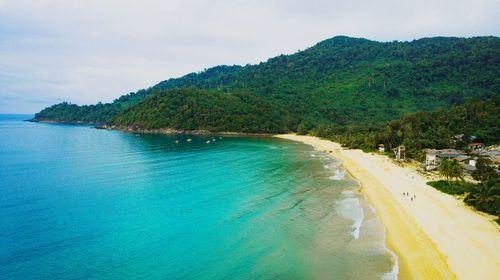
[
  {"xmin": 329, "ymin": 169, "xmax": 346, "ymax": 180},
  {"xmin": 381, "ymin": 247, "xmax": 399, "ymax": 280},
  {"xmin": 335, "ymin": 191, "xmax": 364, "ymax": 239},
  {"xmin": 375, "ymin": 195, "xmax": 399, "ymax": 280},
  {"xmin": 364, "ymin": 201, "xmax": 377, "ymax": 214}
]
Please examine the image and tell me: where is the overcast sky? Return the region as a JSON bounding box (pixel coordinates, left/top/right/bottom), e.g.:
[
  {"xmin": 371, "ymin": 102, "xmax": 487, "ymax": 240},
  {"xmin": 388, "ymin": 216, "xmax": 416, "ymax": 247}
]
[{"xmin": 0, "ymin": 0, "xmax": 499, "ymax": 113}]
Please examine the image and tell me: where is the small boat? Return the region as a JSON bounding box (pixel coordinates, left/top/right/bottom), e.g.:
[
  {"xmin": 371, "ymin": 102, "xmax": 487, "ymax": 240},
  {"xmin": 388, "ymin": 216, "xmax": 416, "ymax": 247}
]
[
  {"xmin": 206, "ymin": 140, "xmax": 211, "ymax": 144},
  {"xmin": 187, "ymin": 138, "xmax": 192, "ymax": 142}
]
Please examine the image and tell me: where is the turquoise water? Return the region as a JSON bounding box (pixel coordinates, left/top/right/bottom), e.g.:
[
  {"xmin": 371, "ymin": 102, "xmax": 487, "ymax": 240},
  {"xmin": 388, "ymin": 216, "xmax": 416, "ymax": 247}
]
[{"xmin": 0, "ymin": 115, "xmax": 396, "ymax": 279}]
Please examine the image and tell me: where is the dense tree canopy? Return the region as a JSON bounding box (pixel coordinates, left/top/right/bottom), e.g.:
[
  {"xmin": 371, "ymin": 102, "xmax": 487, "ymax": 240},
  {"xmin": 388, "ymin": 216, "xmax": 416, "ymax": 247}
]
[
  {"xmin": 34, "ymin": 89, "xmax": 150, "ymax": 123},
  {"xmin": 332, "ymin": 97, "xmax": 499, "ymax": 158},
  {"xmin": 112, "ymin": 89, "xmax": 291, "ymax": 133},
  {"xmin": 34, "ymin": 36, "xmax": 500, "ymax": 133},
  {"xmin": 472, "ymin": 158, "xmax": 500, "ymax": 182}
]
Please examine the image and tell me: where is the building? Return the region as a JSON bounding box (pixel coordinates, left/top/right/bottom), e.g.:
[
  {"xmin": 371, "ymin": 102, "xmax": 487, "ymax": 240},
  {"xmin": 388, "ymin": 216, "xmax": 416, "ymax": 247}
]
[
  {"xmin": 490, "ymin": 156, "xmax": 499, "ymax": 166},
  {"xmin": 468, "ymin": 143, "xmax": 484, "ymax": 150},
  {"xmin": 378, "ymin": 144, "xmax": 385, "ymax": 153},
  {"xmin": 425, "ymin": 153, "xmax": 437, "ymax": 166},
  {"xmin": 424, "ymin": 149, "xmax": 466, "ymax": 171},
  {"xmin": 394, "ymin": 145, "xmax": 405, "ymax": 161},
  {"xmin": 465, "ymin": 158, "xmax": 476, "ymax": 167},
  {"xmin": 453, "ymin": 134, "xmax": 465, "ymax": 141},
  {"xmin": 476, "ymin": 148, "xmax": 500, "ymax": 168}
]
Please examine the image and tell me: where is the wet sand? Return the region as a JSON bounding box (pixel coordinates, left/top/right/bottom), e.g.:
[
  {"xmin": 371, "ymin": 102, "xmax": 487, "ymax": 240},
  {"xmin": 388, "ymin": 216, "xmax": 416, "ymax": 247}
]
[{"xmin": 276, "ymin": 134, "xmax": 500, "ymax": 280}]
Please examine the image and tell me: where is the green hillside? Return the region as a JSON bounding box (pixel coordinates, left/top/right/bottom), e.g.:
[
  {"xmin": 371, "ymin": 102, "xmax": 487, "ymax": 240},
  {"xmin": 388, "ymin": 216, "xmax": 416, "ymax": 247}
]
[
  {"xmin": 112, "ymin": 89, "xmax": 291, "ymax": 133},
  {"xmin": 34, "ymin": 36, "xmax": 500, "ymax": 132},
  {"xmin": 330, "ymin": 97, "xmax": 499, "ymax": 158}
]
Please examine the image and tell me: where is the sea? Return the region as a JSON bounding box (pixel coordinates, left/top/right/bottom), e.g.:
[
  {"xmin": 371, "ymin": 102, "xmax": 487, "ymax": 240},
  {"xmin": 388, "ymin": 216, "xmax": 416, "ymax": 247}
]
[{"xmin": 0, "ymin": 114, "xmax": 397, "ymax": 279}]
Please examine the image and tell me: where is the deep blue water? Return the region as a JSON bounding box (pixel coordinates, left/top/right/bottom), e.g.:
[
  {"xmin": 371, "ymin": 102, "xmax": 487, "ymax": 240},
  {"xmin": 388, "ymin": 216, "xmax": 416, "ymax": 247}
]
[{"xmin": 0, "ymin": 115, "xmax": 395, "ymax": 279}]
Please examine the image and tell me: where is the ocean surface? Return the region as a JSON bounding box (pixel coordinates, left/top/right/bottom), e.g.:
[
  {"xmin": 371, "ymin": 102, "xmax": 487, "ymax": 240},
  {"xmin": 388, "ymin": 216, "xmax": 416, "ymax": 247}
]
[{"xmin": 0, "ymin": 114, "xmax": 396, "ymax": 279}]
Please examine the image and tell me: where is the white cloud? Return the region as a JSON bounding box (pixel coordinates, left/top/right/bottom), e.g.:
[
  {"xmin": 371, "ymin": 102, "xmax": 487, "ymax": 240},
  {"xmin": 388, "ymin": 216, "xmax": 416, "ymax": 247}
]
[{"xmin": 0, "ymin": 0, "xmax": 499, "ymax": 113}]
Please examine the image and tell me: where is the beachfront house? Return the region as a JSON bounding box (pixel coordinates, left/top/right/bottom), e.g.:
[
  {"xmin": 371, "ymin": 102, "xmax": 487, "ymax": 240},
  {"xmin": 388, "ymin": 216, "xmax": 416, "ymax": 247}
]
[
  {"xmin": 424, "ymin": 149, "xmax": 467, "ymax": 171},
  {"xmin": 466, "ymin": 159, "xmax": 476, "ymax": 167},
  {"xmin": 455, "ymin": 155, "xmax": 478, "ymax": 174},
  {"xmin": 425, "ymin": 153, "xmax": 437, "ymax": 166},
  {"xmin": 378, "ymin": 144, "xmax": 385, "ymax": 153},
  {"xmin": 490, "ymin": 156, "xmax": 499, "ymax": 167},
  {"xmin": 394, "ymin": 145, "xmax": 405, "ymax": 161},
  {"xmin": 468, "ymin": 143, "xmax": 484, "ymax": 150},
  {"xmin": 476, "ymin": 148, "xmax": 500, "ymax": 168}
]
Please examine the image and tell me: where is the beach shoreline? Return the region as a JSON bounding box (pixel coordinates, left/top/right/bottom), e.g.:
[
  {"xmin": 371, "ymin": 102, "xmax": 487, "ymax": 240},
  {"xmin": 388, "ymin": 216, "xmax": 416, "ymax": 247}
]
[
  {"xmin": 275, "ymin": 134, "xmax": 500, "ymax": 280},
  {"xmin": 31, "ymin": 120, "xmax": 276, "ymax": 137}
]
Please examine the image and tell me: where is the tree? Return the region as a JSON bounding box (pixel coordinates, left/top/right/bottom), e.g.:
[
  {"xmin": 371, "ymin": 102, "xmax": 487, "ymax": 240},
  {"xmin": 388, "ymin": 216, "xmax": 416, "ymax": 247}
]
[
  {"xmin": 33, "ymin": 37, "xmax": 500, "ymax": 137},
  {"xmin": 472, "ymin": 157, "xmax": 499, "ymax": 182},
  {"xmin": 438, "ymin": 159, "xmax": 464, "ymax": 183},
  {"xmin": 438, "ymin": 159, "xmax": 452, "ymax": 181},
  {"xmin": 464, "ymin": 178, "xmax": 500, "ymax": 215}
]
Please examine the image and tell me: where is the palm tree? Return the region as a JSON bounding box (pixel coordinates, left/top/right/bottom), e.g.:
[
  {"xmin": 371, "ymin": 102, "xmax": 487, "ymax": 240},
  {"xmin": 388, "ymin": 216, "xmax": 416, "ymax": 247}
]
[
  {"xmin": 449, "ymin": 159, "xmax": 465, "ymax": 182},
  {"xmin": 438, "ymin": 159, "xmax": 464, "ymax": 183},
  {"xmin": 464, "ymin": 180, "xmax": 499, "ymax": 213},
  {"xmin": 438, "ymin": 159, "xmax": 452, "ymax": 181}
]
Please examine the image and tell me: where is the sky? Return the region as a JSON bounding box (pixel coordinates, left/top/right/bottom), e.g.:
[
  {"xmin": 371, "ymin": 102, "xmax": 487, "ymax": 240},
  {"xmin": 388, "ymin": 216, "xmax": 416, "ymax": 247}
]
[{"xmin": 0, "ymin": 0, "xmax": 499, "ymax": 114}]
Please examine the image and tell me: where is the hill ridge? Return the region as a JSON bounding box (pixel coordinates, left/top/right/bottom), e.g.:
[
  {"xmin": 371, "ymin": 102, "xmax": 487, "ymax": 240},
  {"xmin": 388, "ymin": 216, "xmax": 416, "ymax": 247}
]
[{"xmin": 34, "ymin": 35, "xmax": 500, "ymax": 133}]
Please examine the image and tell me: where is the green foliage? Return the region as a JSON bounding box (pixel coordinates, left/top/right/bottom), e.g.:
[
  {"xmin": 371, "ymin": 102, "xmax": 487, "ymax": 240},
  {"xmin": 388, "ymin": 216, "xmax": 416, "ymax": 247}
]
[
  {"xmin": 112, "ymin": 89, "xmax": 291, "ymax": 133},
  {"xmin": 34, "ymin": 90, "xmax": 150, "ymax": 123},
  {"xmin": 34, "ymin": 36, "xmax": 500, "ymax": 134},
  {"xmin": 438, "ymin": 159, "xmax": 465, "ymax": 182},
  {"xmin": 426, "ymin": 180, "xmax": 474, "ymax": 195},
  {"xmin": 464, "ymin": 179, "xmax": 500, "ymax": 216},
  {"xmin": 427, "ymin": 178, "xmax": 500, "ymax": 220},
  {"xmin": 296, "ymin": 122, "xmax": 310, "ymax": 135},
  {"xmin": 34, "ymin": 102, "xmax": 120, "ymax": 123},
  {"xmin": 335, "ymin": 98, "xmax": 500, "ymax": 157},
  {"xmin": 310, "ymin": 124, "xmax": 338, "ymax": 138},
  {"xmin": 472, "ymin": 157, "xmax": 500, "ymax": 182}
]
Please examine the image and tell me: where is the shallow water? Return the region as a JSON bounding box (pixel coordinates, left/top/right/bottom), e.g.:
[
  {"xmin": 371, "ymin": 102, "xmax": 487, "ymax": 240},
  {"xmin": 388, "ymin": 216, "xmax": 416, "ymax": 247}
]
[{"xmin": 0, "ymin": 115, "xmax": 396, "ymax": 279}]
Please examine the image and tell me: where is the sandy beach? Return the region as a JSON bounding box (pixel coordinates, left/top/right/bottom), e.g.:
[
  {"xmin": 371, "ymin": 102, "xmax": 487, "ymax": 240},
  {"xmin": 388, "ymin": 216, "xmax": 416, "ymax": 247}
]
[{"xmin": 276, "ymin": 134, "xmax": 500, "ymax": 280}]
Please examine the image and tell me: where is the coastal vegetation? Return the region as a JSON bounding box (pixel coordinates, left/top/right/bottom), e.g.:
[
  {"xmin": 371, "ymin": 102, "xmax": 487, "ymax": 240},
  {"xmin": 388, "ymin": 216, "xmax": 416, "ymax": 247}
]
[
  {"xmin": 427, "ymin": 156, "xmax": 500, "ymax": 223},
  {"xmin": 437, "ymin": 159, "xmax": 465, "ymax": 183},
  {"xmin": 464, "ymin": 179, "xmax": 500, "ymax": 220},
  {"xmin": 112, "ymin": 89, "xmax": 291, "ymax": 133},
  {"xmin": 330, "ymin": 97, "xmax": 499, "ymax": 159},
  {"xmin": 472, "ymin": 158, "xmax": 500, "ymax": 182},
  {"xmin": 426, "ymin": 180, "xmax": 472, "ymax": 195},
  {"xmin": 35, "ymin": 36, "xmax": 500, "ymax": 133},
  {"xmin": 34, "ymin": 90, "xmax": 150, "ymax": 123}
]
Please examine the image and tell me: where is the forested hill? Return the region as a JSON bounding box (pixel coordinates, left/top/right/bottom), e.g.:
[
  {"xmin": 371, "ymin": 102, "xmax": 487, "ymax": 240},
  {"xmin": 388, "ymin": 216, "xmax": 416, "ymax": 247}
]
[
  {"xmin": 112, "ymin": 89, "xmax": 291, "ymax": 133},
  {"xmin": 331, "ymin": 97, "xmax": 499, "ymax": 158},
  {"xmin": 34, "ymin": 36, "xmax": 500, "ymax": 132}
]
